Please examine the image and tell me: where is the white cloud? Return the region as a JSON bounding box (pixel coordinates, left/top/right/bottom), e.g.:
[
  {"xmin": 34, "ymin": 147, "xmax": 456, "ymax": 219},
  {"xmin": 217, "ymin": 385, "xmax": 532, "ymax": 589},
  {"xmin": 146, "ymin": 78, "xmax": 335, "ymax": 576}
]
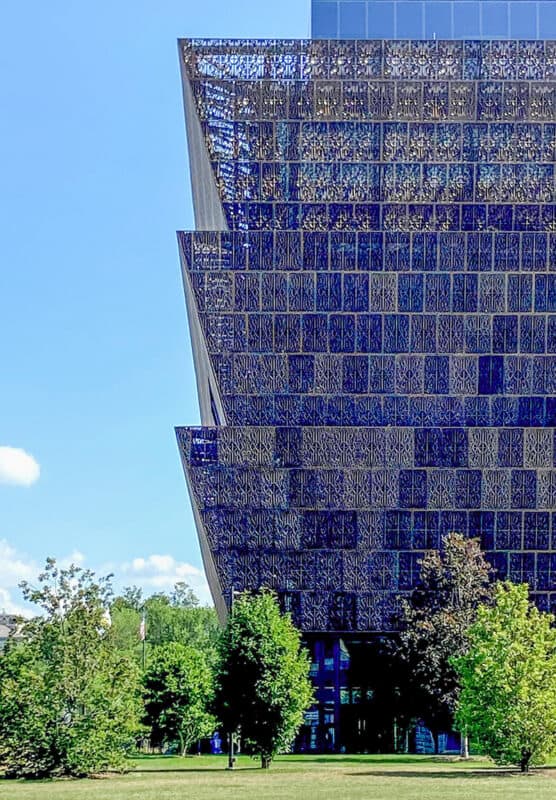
[
  {"xmin": 0, "ymin": 587, "xmax": 28, "ymax": 617},
  {"xmin": 0, "ymin": 540, "xmax": 38, "ymax": 617},
  {"xmin": 0, "ymin": 540, "xmax": 36, "ymax": 586},
  {"xmin": 121, "ymin": 553, "xmax": 211, "ymax": 604},
  {"xmin": 0, "ymin": 447, "xmax": 40, "ymax": 487},
  {"xmin": 0, "ymin": 541, "xmax": 90, "ymax": 618},
  {"xmin": 0, "ymin": 538, "xmax": 213, "ymax": 616},
  {"xmin": 59, "ymin": 550, "xmax": 85, "ymax": 568}
]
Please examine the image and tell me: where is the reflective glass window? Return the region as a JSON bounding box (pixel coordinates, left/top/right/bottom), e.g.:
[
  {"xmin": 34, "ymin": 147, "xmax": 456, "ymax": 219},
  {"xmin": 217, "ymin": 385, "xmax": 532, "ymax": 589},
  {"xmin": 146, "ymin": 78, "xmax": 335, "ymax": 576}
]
[
  {"xmin": 453, "ymin": 1, "xmax": 482, "ymax": 38},
  {"xmin": 313, "ymin": 0, "xmax": 553, "ymax": 40},
  {"xmin": 396, "ymin": 1, "xmax": 424, "ymax": 37},
  {"xmin": 510, "ymin": 2, "xmax": 538, "ymax": 37},
  {"xmin": 482, "ymin": 1, "xmax": 509, "ymax": 37},
  {"xmin": 340, "ymin": 1, "xmax": 367, "ymax": 36},
  {"xmin": 539, "ymin": 1, "xmax": 556, "ymax": 36},
  {"xmin": 313, "ymin": 1, "xmax": 339, "ymax": 37},
  {"xmin": 424, "ymin": 1, "xmax": 453, "ymax": 38},
  {"xmin": 367, "ymin": 1, "xmax": 396, "ymax": 36}
]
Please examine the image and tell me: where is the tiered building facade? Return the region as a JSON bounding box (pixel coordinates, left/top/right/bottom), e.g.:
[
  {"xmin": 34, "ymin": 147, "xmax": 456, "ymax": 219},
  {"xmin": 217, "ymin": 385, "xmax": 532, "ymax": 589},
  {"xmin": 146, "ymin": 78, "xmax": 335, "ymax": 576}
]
[{"xmin": 176, "ymin": 22, "xmax": 556, "ymax": 751}]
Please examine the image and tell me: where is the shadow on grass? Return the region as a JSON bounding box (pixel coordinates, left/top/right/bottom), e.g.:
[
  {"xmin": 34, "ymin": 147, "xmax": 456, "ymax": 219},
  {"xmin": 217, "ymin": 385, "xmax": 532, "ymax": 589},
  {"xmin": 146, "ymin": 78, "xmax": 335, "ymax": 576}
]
[
  {"xmin": 130, "ymin": 755, "xmax": 443, "ymax": 771},
  {"xmin": 128, "ymin": 754, "xmax": 491, "ymax": 774},
  {"xmin": 130, "ymin": 768, "xmax": 261, "ymax": 774},
  {"xmin": 283, "ymin": 756, "xmax": 463, "ymax": 765},
  {"xmin": 347, "ymin": 769, "xmax": 531, "ymax": 780}
]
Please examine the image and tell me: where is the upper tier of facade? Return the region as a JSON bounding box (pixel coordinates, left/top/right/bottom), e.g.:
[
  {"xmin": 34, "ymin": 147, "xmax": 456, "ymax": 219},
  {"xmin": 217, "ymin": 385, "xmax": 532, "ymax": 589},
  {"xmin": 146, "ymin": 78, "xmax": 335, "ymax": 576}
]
[
  {"xmin": 183, "ymin": 39, "xmax": 556, "ymax": 237},
  {"xmin": 178, "ymin": 39, "xmax": 556, "ymax": 630}
]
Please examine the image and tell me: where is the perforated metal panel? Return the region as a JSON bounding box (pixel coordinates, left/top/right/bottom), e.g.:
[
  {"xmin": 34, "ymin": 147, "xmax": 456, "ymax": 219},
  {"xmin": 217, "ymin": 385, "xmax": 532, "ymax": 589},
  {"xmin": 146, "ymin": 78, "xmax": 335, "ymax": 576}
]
[{"xmin": 177, "ymin": 39, "xmax": 556, "ymax": 631}]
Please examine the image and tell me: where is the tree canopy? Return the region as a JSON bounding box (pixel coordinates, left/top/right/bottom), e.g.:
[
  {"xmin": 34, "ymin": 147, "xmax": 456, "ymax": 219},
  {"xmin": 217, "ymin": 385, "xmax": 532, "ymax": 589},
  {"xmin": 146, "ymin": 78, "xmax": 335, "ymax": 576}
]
[
  {"xmin": 110, "ymin": 584, "xmax": 220, "ymax": 666},
  {"xmin": 396, "ymin": 533, "xmax": 493, "ymax": 747},
  {"xmin": 214, "ymin": 590, "xmax": 313, "ymax": 768},
  {"xmin": 454, "ymin": 581, "xmax": 556, "ymax": 772},
  {"xmin": 0, "ymin": 560, "xmax": 140, "ymax": 778},
  {"xmin": 143, "ymin": 642, "xmax": 215, "ymax": 755}
]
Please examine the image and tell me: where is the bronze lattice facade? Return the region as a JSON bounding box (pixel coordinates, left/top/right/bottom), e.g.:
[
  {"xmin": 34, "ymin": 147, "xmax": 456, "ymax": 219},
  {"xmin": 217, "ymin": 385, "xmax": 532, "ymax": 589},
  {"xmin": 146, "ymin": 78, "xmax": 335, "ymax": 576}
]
[{"xmin": 177, "ymin": 37, "xmax": 556, "ymax": 751}]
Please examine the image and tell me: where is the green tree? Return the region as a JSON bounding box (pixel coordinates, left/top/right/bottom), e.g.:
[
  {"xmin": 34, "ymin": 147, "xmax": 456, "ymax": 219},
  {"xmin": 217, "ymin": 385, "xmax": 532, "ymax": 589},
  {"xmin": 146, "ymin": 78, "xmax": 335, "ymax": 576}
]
[
  {"xmin": 143, "ymin": 594, "xmax": 219, "ymax": 658},
  {"xmin": 115, "ymin": 585, "xmax": 144, "ymax": 611},
  {"xmin": 214, "ymin": 590, "xmax": 313, "ymax": 769},
  {"xmin": 110, "ymin": 603, "xmax": 143, "ymax": 658},
  {"xmin": 396, "ymin": 533, "xmax": 493, "ymax": 753},
  {"xmin": 110, "ymin": 584, "xmax": 220, "ymax": 667},
  {"xmin": 454, "ymin": 581, "xmax": 556, "ymax": 772},
  {"xmin": 143, "ymin": 642, "xmax": 215, "ymax": 755},
  {"xmin": 0, "ymin": 560, "xmax": 141, "ymax": 778},
  {"xmin": 171, "ymin": 581, "xmax": 199, "ymax": 608}
]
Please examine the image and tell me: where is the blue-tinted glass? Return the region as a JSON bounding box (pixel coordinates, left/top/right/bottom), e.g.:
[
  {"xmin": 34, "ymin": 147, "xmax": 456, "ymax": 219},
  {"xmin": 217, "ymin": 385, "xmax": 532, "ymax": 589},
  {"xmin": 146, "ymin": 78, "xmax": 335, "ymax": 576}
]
[
  {"xmin": 313, "ymin": 0, "xmax": 552, "ymax": 40},
  {"xmin": 539, "ymin": 2, "xmax": 556, "ymax": 37},
  {"xmin": 510, "ymin": 2, "xmax": 538, "ymax": 38},
  {"xmin": 424, "ymin": 1, "xmax": 452, "ymax": 38},
  {"xmin": 340, "ymin": 1, "xmax": 367, "ymax": 36},
  {"xmin": 453, "ymin": 1, "xmax": 481, "ymax": 38},
  {"xmin": 367, "ymin": 1, "xmax": 395, "ymax": 37},
  {"xmin": 482, "ymin": 2, "xmax": 509, "ymax": 37},
  {"xmin": 313, "ymin": 1, "xmax": 338, "ymax": 37},
  {"xmin": 396, "ymin": 1, "xmax": 424, "ymax": 37}
]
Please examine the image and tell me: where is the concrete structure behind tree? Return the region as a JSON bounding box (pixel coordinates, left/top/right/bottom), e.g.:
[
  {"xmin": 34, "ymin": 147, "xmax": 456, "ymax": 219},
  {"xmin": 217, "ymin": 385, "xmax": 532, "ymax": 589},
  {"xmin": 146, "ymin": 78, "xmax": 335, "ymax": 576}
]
[{"xmin": 0, "ymin": 615, "xmax": 20, "ymax": 651}]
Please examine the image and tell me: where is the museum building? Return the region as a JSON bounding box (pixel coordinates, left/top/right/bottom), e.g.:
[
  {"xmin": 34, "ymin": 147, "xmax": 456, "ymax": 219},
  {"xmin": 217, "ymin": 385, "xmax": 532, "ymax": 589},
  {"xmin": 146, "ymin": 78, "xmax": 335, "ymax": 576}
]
[{"xmin": 176, "ymin": 0, "xmax": 556, "ymax": 751}]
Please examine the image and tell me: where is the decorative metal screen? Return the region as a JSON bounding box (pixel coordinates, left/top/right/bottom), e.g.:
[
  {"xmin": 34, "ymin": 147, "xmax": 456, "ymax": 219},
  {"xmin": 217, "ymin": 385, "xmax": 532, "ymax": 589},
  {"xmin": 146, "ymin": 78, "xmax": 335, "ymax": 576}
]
[{"xmin": 177, "ymin": 39, "xmax": 556, "ymax": 632}]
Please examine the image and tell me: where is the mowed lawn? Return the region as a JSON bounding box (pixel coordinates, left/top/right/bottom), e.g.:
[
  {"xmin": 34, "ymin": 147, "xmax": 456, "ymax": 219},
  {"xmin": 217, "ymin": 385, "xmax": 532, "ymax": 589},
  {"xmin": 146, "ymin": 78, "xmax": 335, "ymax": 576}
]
[{"xmin": 2, "ymin": 754, "xmax": 556, "ymax": 800}]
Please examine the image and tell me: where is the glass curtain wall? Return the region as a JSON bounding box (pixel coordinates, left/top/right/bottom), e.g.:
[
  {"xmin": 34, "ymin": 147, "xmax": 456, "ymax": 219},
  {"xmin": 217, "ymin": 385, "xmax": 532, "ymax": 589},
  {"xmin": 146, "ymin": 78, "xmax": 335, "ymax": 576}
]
[{"xmin": 312, "ymin": 0, "xmax": 556, "ymax": 39}]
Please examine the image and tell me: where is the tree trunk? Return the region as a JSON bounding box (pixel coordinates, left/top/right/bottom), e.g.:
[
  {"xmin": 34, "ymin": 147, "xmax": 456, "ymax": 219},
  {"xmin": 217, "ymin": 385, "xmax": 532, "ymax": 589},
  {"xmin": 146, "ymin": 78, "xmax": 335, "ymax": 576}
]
[
  {"xmin": 261, "ymin": 755, "xmax": 272, "ymax": 769},
  {"xmin": 520, "ymin": 748, "xmax": 532, "ymax": 773},
  {"xmin": 460, "ymin": 733, "xmax": 469, "ymax": 759}
]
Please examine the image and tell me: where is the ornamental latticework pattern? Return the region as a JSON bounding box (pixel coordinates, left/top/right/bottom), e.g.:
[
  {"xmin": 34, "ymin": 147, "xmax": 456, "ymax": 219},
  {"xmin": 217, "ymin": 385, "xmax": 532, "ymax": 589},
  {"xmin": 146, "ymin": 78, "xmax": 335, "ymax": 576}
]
[{"xmin": 177, "ymin": 39, "xmax": 556, "ymax": 632}]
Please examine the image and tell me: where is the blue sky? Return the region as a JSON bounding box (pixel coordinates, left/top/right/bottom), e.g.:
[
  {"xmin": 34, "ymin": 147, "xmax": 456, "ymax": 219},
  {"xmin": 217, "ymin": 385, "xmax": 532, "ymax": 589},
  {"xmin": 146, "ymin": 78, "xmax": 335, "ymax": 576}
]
[{"xmin": 0, "ymin": 0, "xmax": 309, "ymax": 613}]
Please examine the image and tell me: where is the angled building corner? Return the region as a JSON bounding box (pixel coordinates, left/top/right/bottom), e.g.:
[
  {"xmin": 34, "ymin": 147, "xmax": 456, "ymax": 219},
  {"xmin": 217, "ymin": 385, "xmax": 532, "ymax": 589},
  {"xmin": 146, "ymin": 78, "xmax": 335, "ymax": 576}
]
[{"xmin": 176, "ymin": 38, "xmax": 230, "ymax": 622}]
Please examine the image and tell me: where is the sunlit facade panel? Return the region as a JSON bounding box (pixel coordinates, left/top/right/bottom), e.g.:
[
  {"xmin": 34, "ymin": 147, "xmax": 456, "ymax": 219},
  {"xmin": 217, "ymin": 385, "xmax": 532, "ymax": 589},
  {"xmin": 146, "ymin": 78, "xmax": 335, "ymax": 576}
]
[{"xmin": 177, "ymin": 37, "xmax": 556, "ymax": 751}]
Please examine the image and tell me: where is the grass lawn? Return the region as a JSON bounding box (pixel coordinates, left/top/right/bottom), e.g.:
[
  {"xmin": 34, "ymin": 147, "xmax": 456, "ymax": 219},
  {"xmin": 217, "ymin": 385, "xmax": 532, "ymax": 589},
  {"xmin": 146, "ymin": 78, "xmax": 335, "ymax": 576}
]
[{"xmin": 2, "ymin": 754, "xmax": 556, "ymax": 800}]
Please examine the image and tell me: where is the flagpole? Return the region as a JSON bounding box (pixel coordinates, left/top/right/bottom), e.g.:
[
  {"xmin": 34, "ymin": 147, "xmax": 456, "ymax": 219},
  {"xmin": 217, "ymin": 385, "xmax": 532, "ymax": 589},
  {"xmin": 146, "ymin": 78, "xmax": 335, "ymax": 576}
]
[
  {"xmin": 227, "ymin": 587, "xmax": 237, "ymax": 770},
  {"xmin": 140, "ymin": 609, "xmax": 146, "ymax": 671}
]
